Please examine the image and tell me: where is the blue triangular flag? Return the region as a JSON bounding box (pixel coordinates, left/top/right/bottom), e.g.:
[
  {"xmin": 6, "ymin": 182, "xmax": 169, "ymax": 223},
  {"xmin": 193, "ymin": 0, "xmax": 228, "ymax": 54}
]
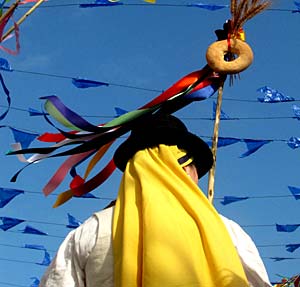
[
  {"xmin": 276, "ymin": 224, "xmax": 300, "ymax": 232},
  {"xmin": 114, "ymin": 107, "xmax": 128, "ymax": 117},
  {"xmin": 213, "ymin": 101, "xmax": 230, "ymax": 120},
  {"xmin": 0, "ymin": 216, "xmax": 25, "ymax": 231},
  {"xmin": 0, "ymin": 72, "xmax": 11, "ymax": 121},
  {"xmin": 220, "ymin": 196, "xmax": 249, "ymax": 205},
  {"xmin": 9, "ymin": 127, "xmax": 39, "ymax": 149},
  {"xmin": 30, "ymin": 277, "xmax": 40, "ymax": 287},
  {"xmin": 24, "ymin": 244, "xmax": 46, "ymax": 250},
  {"xmin": 72, "ymin": 78, "xmax": 109, "ymax": 88},
  {"xmin": 287, "ymin": 137, "xmax": 300, "ymax": 149},
  {"xmin": 218, "ymin": 137, "xmax": 240, "ymax": 147},
  {"xmin": 36, "ymin": 250, "xmax": 51, "ymax": 266},
  {"xmin": 257, "ymin": 86, "xmax": 294, "ymax": 103},
  {"xmin": 22, "ymin": 225, "xmax": 48, "ymax": 236},
  {"xmin": 270, "ymin": 257, "xmax": 295, "ymax": 262},
  {"xmin": 74, "ymin": 192, "xmax": 98, "ymax": 199},
  {"xmin": 28, "ymin": 108, "xmax": 46, "ymax": 116},
  {"xmin": 80, "ymin": 0, "xmax": 123, "ymax": 7},
  {"xmin": 66, "ymin": 213, "xmax": 82, "ymax": 229},
  {"xmin": 186, "ymin": 83, "xmax": 219, "ymax": 100},
  {"xmin": 288, "ymin": 186, "xmax": 300, "ymax": 200},
  {"xmin": 292, "ymin": 105, "xmax": 300, "ymax": 120},
  {"xmin": 0, "ymin": 58, "xmax": 12, "ymax": 71},
  {"xmin": 286, "ymin": 243, "xmax": 300, "ymax": 253},
  {"xmin": 292, "ymin": 1, "xmax": 300, "ymax": 13},
  {"xmin": 80, "ymin": 193, "xmax": 97, "ymax": 198},
  {"xmin": 187, "ymin": 3, "xmax": 228, "ymax": 10},
  {"xmin": 240, "ymin": 139, "xmax": 271, "ymax": 158},
  {"xmin": 0, "ymin": 187, "xmax": 24, "ymax": 208},
  {"xmin": 206, "ymin": 137, "xmax": 240, "ymax": 148}
]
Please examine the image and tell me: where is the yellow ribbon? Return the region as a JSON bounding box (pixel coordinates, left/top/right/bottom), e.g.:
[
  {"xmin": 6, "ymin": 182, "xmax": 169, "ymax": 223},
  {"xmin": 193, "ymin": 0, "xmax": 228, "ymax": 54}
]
[{"xmin": 236, "ymin": 28, "xmax": 246, "ymax": 41}]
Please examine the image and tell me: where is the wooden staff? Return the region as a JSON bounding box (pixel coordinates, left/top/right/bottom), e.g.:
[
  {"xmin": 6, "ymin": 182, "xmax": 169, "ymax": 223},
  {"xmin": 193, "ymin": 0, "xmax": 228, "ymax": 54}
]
[
  {"xmin": 1, "ymin": 0, "xmax": 46, "ymax": 41},
  {"xmin": 208, "ymin": 82, "xmax": 224, "ymax": 204},
  {"xmin": 0, "ymin": 0, "xmax": 20, "ymax": 24},
  {"xmin": 206, "ymin": 0, "xmax": 270, "ymax": 204}
]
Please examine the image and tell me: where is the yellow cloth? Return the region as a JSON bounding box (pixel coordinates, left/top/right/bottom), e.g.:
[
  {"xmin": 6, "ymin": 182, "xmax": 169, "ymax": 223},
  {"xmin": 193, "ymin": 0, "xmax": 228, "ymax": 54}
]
[{"xmin": 112, "ymin": 144, "xmax": 249, "ymax": 287}]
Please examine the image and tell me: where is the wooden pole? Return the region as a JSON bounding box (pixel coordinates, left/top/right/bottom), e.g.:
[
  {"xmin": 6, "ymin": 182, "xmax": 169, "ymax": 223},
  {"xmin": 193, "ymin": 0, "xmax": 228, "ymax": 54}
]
[
  {"xmin": 208, "ymin": 82, "xmax": 224, "ymax": 204},
  {"xmin": 1, "ymin": 0, "xmax": 46, "ymax": 41}
]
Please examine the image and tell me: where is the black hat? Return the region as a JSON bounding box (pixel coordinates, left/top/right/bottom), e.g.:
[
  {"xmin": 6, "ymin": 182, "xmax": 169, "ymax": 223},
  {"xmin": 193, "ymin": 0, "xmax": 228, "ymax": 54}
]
[{"xmin": 113, "ymin": 114, "xmax": 213, "ymax": 179}]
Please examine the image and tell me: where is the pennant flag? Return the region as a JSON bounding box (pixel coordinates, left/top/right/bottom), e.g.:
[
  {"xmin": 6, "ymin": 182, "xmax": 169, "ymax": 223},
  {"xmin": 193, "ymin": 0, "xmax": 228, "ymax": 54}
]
[
  {"xmin": 213, "ymin": 101, "xmax": 230, "ymax": 120},
  {"xmin": 276, "ymin": 224, "xmax": 300, "ymax": 233},
  {"xmin": 292, "ymin": 105, "xmax": 300, "ymax": 120},
  {"xmin": 292, "ymin": 1, "xmax": 300, "ymax": 13},
  {"xmin": 257, "ymin": 86, "xmax": 295, "ymax": 103},
  {"xmin": 287, "ymin": 137, "xmax": 300, "ymax": 149},
  {"xmin": 22, "ymin": 225, "xmax": 48, "ymax": 236},
  {"xmin": 220, "ymin": 196, "xmax": 249, "ymax": 205},
  {"xmin": 9, "ymin": 127, "xmax": 39, "ymax": 149},
  {"xmin": 187, "ymin": 3, "xmax": 228, "ymax": 10},
  {"xmin": 24, "ymin": 244, "xmax": 46, "ymax": 250},
  {"xmin": 28, "ymin": 107, "xmax": 46, "ymax": 116},
  {"xmin": 36, "ymin": 250, "xmax": 51, "ymax": 266},
  {"xmin": 66, "ymin": 213, "xmax": 82, "ymax": 229},
  {"xmin": 0, "ymin": 57, "xmax": 12, "ymax": 71},
  {"xmin": 218, "ymin": 137, "xmax": 240, "ymax": 147},
  {"xmin": 74, "ymin": 192, "xmax": 98, "ymax": 199},
  {"xmin": 0, "ymin": 72, "xmax": 11, "ymax": 121},
  {"xmin": 270, "ymin": 257, "xmax": 296, "ymax": 262},
  {"xmin": 72, "ymin": 78, "xmax": 109, "ymax": 89},
  {"xmin": 206, "ymin": 137, "xmax": 240, "ymax": 148},
  {"xmin": 79, "ymin": 0, "xmax": 123, "ymax": 7},
  {"xmin": 0, "ymin": 187, "xmax": 24, "ymax": 207},
  {"xmin": 0, "ymin": 216, "xmax": 25, "ymax": 231},
  {"xmin": 240, "ymin": 139, "xmax": 271, "ymax": 158},
  {"xmin": 114, "ymin": 107, "xmax": 128, "ymax": 117},
  {"xmin": 286, "ymin": 244, "xmax": 300, "ymax": 253},
  {"xmin": 30, "ymin": 277, "xmax": 40, "ymax": 287},
  {"xmin": 288, "ymin": 186, "xmax": 300, "ymax": 200}
]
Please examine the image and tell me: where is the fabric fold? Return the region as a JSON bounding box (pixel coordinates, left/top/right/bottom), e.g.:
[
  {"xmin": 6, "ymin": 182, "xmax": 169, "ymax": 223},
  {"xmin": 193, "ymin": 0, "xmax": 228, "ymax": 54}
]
[{"xmin": 113, "ymin": 144, "xmax": 248, "ymax": 287}]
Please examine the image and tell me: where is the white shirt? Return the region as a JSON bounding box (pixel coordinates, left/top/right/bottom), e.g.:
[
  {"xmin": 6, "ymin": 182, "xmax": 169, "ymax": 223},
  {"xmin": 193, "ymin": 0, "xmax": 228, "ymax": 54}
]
[{"xmin": 39, "ymin": 207, "xmax": 272, "ymax": 287}]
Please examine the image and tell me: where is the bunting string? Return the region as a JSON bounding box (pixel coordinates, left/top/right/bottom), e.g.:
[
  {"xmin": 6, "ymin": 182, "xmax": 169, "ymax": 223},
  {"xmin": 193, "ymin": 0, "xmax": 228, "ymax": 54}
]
[{"xmin": 3, "ymin": 1, "xmax": 299, "ymax": 13}]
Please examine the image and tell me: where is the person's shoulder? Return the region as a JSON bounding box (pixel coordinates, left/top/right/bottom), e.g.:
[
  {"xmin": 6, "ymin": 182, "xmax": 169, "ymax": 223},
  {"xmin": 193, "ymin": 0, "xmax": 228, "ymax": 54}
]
[
  {"xmin": 220, "ymin": 214, "xmax": 243, "ymax": 231},
  {"xmin": 74, "ymin": 206, "xmax": 114, "ymax": 233},
  {"xmin": 94, "ymin": 206, "xmax": 114, "ymax": 221},
  {"xmin": 71, "ymin": 210, "xmax": 104, "ymax": 242}
]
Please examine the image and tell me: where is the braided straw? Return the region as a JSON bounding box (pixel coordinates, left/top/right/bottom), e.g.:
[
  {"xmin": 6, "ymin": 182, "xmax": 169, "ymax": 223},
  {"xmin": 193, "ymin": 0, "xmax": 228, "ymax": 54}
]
[{"xmin": 230, "ymin": 0, "xmax": 271, "ymax": 36}]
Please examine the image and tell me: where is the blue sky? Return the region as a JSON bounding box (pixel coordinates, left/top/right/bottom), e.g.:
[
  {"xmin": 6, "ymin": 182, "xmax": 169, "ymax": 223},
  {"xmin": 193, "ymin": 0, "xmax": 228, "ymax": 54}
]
[{"xmin": 0, "ymin": 0, "xmax": 300, "ymax": 286}]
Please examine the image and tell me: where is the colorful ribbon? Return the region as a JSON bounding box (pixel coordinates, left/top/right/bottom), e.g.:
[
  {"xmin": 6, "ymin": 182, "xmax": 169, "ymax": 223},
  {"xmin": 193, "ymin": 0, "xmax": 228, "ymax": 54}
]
[{"xmin": 8, "ymin": 66, "xmax": 224, "ymax": 205}]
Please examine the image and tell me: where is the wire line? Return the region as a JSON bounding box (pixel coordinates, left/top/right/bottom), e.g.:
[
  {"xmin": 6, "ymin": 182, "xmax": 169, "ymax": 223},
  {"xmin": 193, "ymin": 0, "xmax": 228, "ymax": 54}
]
[
  {"xmin": 0, "ymin": 257, "xmax": 44, "ymax": 265},
  {"xmin": 2, "ymin": 103, "xmax": 299, "ymax": 120},
  {"xmin": 0, "ymin": 243, "xmax": 56, "ymax": 253},
  {"xmin": 2, "ymin": 68, "xmax": 298, "ymax": 103},
  {"xmin": 12, "ymin": 69, "xmax": 163, "ymax": 93},
  {"xmin": 4, "ymin": 3, "xmax": 299, "ymax": 12}
]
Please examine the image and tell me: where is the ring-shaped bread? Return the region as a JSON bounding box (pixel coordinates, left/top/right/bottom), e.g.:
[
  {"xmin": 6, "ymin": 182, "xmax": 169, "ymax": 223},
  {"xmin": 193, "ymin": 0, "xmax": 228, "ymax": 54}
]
[{"xmin": 206, "ymin": 38, "xmax": 254, "ymax": 74}]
